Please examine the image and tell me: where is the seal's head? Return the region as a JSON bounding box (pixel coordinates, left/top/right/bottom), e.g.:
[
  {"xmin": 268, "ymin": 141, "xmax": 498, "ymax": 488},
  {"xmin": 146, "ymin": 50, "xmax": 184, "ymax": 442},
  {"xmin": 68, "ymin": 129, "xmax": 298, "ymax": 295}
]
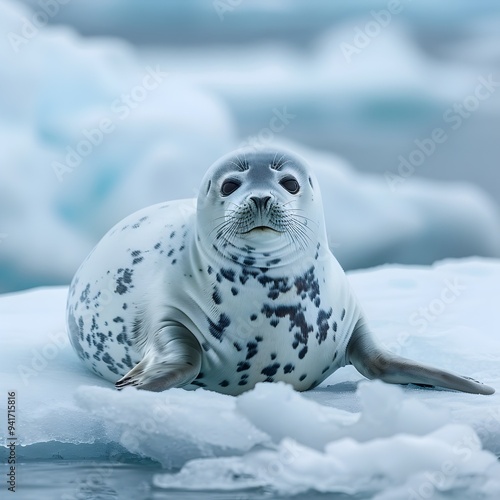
[{"xmin": 197, "ymin": 147, "xmax": 325, "ymax": 264}]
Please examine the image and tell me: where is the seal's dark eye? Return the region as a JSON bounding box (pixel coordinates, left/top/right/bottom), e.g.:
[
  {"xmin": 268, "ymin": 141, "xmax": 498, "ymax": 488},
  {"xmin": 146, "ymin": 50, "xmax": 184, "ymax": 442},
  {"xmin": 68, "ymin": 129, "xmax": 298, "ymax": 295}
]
[
  {"xmin": 221, "ymin": 179, "xmax": 241, "ymax": 196},
  {"xmin": 280, "ymin": 177, "xmax": 300, "ymax": 194}
]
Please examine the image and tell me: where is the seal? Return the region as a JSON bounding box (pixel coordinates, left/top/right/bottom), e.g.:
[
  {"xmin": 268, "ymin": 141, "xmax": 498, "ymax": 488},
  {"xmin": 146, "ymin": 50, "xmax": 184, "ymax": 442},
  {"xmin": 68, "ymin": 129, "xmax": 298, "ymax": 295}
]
[{"xmin": 66, "ymin": 147, "xmax": 495, "ymax": 396}]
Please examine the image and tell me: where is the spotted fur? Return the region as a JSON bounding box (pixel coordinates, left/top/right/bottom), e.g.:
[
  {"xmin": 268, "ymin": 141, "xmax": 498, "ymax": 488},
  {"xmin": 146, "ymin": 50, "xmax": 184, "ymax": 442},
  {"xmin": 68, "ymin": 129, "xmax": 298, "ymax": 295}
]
[
  {"xmin": 67, "ymin": 148, "xmax": 494, "ymax": 396},
  {"xmin": 66, "ymin": 148, "xmax": 363, "ymax": 396}
]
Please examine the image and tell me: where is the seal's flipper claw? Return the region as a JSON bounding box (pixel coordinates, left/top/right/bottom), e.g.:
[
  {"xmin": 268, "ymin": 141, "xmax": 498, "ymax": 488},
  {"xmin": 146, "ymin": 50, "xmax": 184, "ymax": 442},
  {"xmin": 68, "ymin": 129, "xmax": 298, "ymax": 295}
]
[
  {"xmin": 115, "ymin": 325, "xmax": 202, "ymax": 393},
  {"xmin": 347, "ymin": 320, "xmax": 495, "ymax": 396},
  {"xmin": 115, "ymin": 376, "xmax": 132, "ymax": 389},
  {"xmin": 115, "ymin": 359, "xmax": 199, "ymax": 392}
]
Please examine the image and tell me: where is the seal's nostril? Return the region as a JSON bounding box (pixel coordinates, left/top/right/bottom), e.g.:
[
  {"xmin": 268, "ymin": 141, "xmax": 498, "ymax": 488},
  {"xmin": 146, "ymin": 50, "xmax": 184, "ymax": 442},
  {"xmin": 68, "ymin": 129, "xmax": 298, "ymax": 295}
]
[
  {"xmin": 250, "ymin": 196, "xmax": 272, "ymax": 210},
  {"xmin": 249, "ymin": 196, "xmax": 258, "ymax": 206}
]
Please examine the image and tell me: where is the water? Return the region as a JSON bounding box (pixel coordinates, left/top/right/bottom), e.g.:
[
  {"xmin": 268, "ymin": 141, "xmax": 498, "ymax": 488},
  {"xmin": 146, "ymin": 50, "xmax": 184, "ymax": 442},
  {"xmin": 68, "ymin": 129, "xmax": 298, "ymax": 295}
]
[{"xmin": 8, "ymin": 460, "xmax": 362, "ymax": 500}]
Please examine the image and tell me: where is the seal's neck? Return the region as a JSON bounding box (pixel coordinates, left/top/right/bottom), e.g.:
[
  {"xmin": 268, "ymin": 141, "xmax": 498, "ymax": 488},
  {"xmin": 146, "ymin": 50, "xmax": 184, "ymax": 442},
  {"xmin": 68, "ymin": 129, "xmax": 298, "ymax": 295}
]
[{"xmin": 195, "ymin": 226, "xmax": 326, "ymax": 272}]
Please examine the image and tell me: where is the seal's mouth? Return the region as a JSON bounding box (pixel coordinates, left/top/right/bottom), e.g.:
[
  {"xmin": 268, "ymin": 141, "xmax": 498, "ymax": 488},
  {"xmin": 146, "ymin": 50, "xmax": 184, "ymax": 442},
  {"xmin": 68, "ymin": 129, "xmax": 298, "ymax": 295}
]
[{"xmin": 242, "ymin": 225, "xmax": 281, "ymax": 235}]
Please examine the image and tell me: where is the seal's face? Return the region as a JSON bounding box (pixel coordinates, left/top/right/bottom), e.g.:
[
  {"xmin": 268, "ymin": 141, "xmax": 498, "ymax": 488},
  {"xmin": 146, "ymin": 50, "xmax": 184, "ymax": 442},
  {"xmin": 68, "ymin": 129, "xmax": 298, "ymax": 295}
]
[{"xmin": 197, "ymin": 148, "xmax": 325, "ymax": 262}]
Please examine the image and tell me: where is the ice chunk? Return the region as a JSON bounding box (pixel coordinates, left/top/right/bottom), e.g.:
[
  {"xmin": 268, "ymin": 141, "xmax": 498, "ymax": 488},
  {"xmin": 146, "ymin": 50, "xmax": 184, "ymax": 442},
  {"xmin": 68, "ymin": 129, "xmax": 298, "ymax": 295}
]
[
  {"xmin": 154, "ymin": 428, "xmax": 500, "ymax": 496},
  {"xmin": 74, "ymin": 386, "xmax": 269, "ymax": 469},
  {"xmin": 237, "ymin": 381, "xmax": 449, "ymax": 450}
]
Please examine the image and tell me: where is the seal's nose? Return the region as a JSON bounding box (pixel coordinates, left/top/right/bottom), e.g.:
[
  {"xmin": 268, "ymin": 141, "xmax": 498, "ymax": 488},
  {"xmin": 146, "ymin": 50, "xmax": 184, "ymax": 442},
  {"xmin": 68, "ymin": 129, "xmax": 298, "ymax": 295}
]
[{"xmin": 250, "ymin": 195, "xmax": 271, "ymax": 211}]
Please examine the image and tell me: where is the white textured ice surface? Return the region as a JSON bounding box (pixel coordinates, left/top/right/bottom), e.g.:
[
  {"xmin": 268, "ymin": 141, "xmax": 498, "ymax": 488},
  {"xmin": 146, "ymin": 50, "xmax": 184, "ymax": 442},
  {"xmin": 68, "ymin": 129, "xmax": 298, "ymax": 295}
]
[{"xmin": 1, "ymin": 259, "xmax": 500, "ymax": 497}]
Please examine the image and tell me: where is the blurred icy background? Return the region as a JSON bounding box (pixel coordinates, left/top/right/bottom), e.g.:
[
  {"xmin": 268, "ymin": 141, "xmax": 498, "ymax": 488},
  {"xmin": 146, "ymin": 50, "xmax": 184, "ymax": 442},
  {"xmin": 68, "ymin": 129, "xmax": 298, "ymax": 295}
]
[{"xmin": 1, "ymin": 0, "xmax": 500, "ymax": 293}]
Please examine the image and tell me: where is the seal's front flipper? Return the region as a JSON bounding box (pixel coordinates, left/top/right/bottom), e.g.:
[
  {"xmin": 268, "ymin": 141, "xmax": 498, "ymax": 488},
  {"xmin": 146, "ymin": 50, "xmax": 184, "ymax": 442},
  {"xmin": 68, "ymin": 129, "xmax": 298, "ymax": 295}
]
[
  {"xmin": 115, "ymin": 325, "xmax": 202, "ymax": 392},
  {"xmin": 347, "ymin": 320, "xmax": 495, "ymax": 396}
]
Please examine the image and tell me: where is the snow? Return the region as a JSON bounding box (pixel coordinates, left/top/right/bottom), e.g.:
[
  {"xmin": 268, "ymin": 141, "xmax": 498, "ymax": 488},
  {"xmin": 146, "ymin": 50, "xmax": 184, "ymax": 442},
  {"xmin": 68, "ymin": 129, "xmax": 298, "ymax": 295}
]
[
  {"xmin": 1, "ymin": 259, "xmax": 500, "ymax": 497},
  {"xmin": 2, "ymin": 0, "xmax": 500, "ymax": 294}
]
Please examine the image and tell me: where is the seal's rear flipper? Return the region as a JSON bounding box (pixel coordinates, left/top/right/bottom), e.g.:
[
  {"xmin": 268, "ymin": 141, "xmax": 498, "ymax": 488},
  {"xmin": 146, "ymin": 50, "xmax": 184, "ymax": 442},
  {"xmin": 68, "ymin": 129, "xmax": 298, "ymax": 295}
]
[
  {"xmin": 347, "ymin": 320, "xmax": 495, "ymax": 396},
  {"xmin": 115, "ymin": 325, "xmax": 202, "ymax": 392}
]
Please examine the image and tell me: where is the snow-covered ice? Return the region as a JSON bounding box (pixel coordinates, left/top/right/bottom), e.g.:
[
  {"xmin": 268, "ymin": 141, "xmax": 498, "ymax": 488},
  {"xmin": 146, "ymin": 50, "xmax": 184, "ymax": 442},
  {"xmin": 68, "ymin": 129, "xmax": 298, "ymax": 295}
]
[{"xmin": 1, "ymin": 259, "xmax": 499, "ymax": 497}]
